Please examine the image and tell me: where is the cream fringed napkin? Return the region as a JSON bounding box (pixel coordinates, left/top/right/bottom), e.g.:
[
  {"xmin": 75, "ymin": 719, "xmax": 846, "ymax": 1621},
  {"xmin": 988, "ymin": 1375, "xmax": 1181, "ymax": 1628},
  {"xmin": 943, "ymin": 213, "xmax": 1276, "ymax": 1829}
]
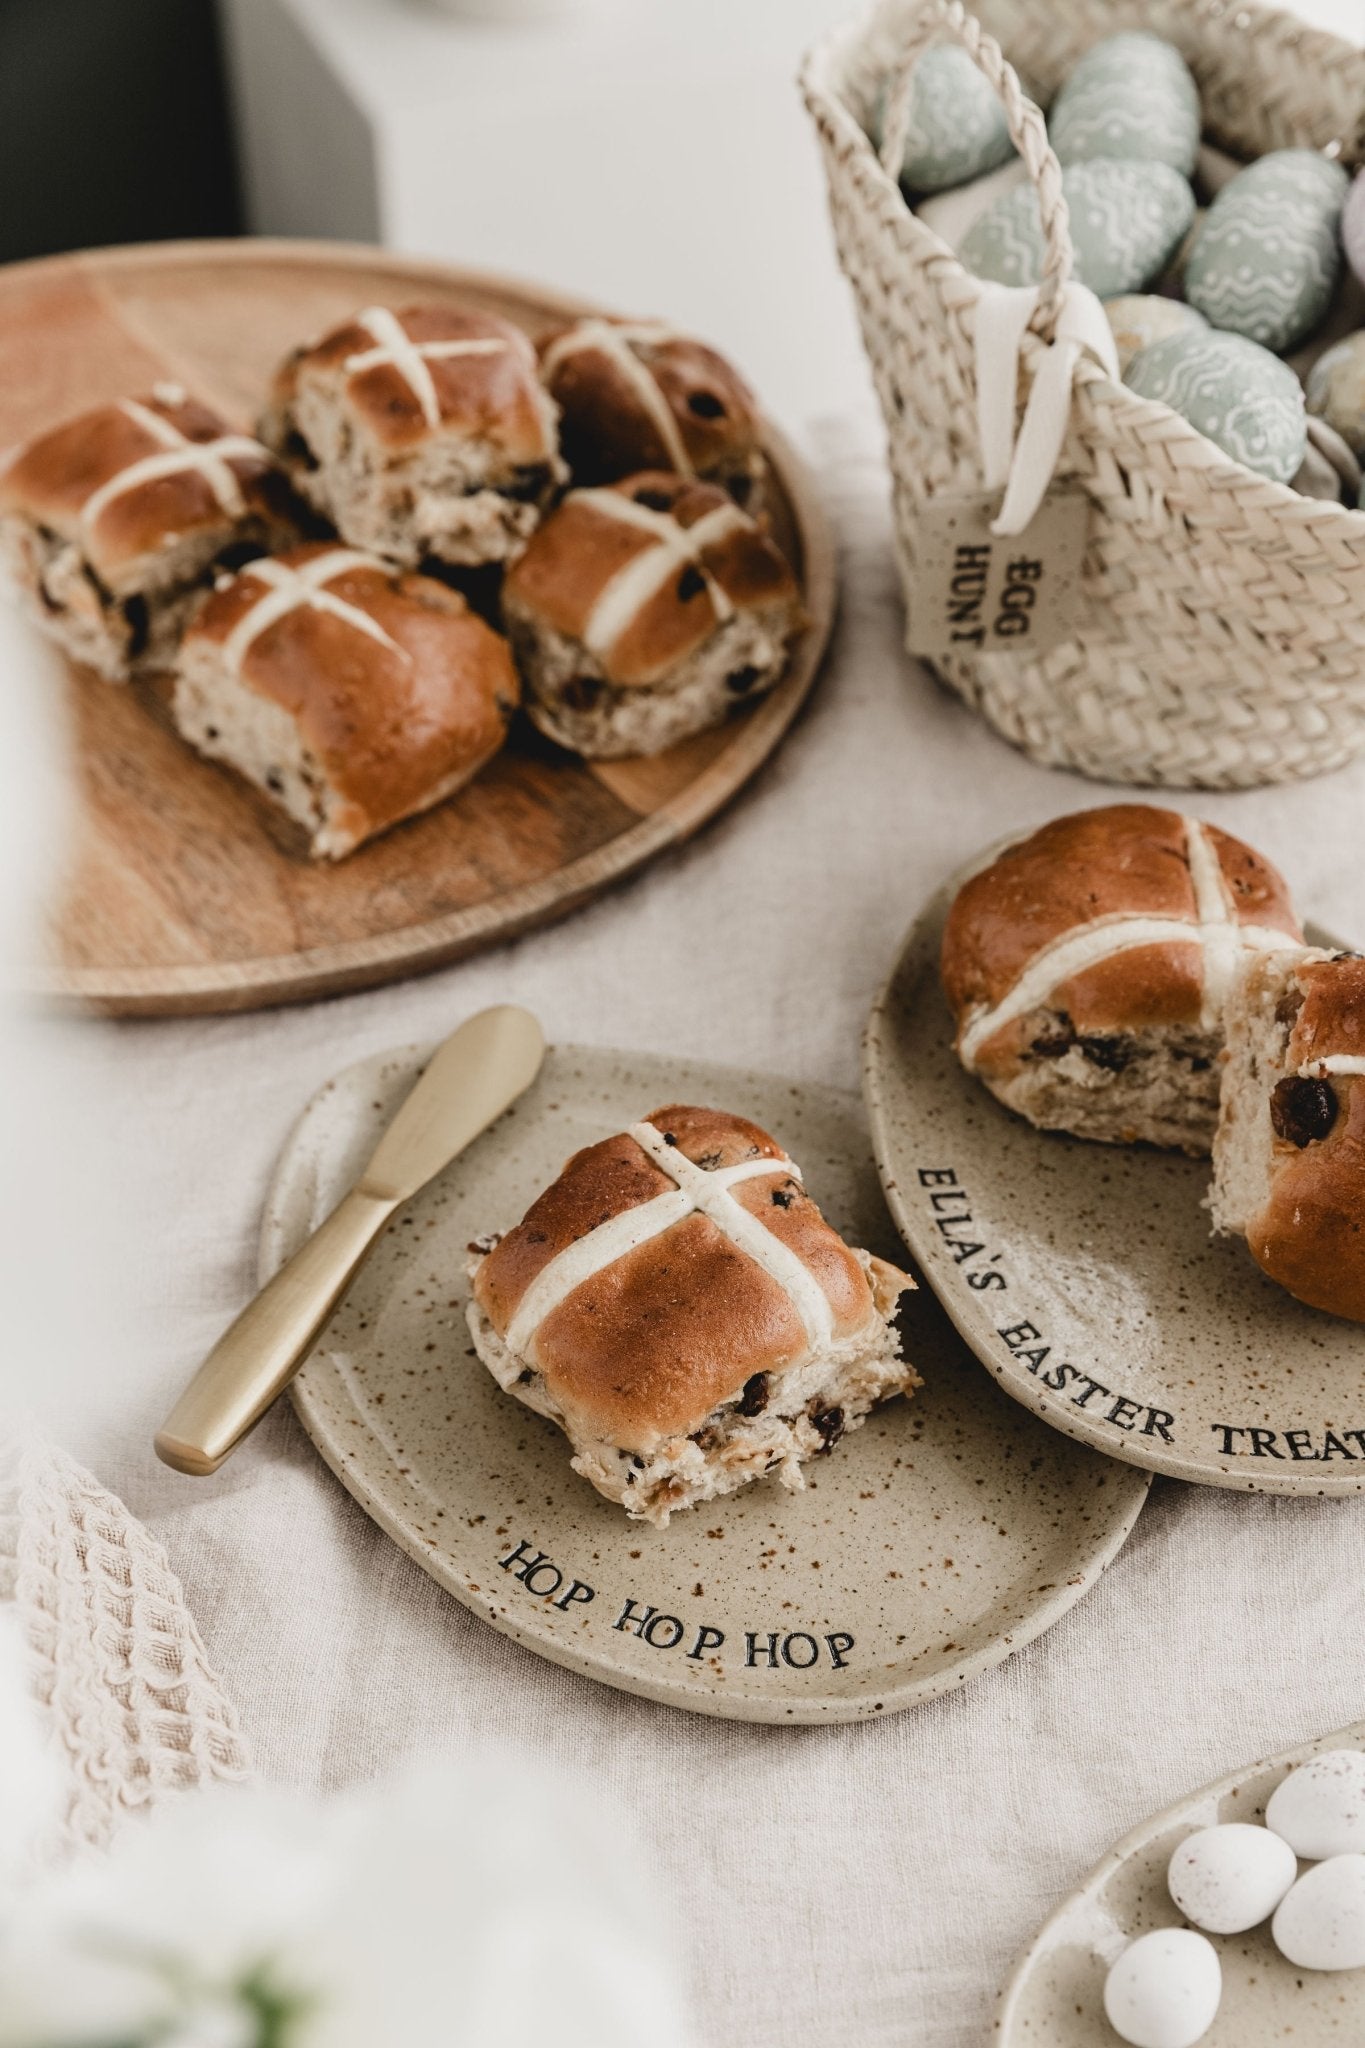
[{"xmin": 0, "ymin": 1423, "xmax": 249, "ymax": 1857}]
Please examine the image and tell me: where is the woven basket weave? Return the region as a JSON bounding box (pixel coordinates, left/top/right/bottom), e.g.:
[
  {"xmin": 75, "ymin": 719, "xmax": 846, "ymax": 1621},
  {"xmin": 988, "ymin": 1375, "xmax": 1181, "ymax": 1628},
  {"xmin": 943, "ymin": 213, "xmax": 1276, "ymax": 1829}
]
[{"xmin": 802, "ymin": 0, "xmax": 1365, "ymax": 788}]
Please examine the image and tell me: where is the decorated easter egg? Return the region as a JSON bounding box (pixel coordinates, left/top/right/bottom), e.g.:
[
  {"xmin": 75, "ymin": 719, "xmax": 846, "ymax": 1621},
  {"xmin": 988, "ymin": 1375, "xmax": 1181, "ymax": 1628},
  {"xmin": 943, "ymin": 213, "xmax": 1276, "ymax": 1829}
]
[
  {"xmin": 1167, "ymin": 1823, "xmax": 1297, "ymax": 1934},
  {"xmin": 1185, "ymin": 149, "xmax": 1347, "ymax": 353},
  {"xmin": 1049, "ymin": 32, "xmax": 1200, "ymax": 176},
  {"xmin": 1125, "ymin": 328, "xmax": 1306, "ymax": 483},
  {"xmin": 1306, "ymin": 332, "xmax": 1365, "ymax": 455},
  {"xmin": 1266, "ymin": 1749, "xmax": 1365, "ymax": 1858},
  {"xmin": 959, "ymin": 158, "xmax": 1195, "ymax": 297},
  {"xmin": 1272, "ymin": 1855, "xmax": 1365, "ymax": 1970},
  {"xmin": 1104, "ymin": 295, "xmax": 1205, "ymax": 375},
  {"xmin": 875, "ymin": 46, "xmax": 1014, "ymax": 195},
  {"xmin": 1103, "ymin": 1929, "xmax": 1221, "ymax": 2048}
]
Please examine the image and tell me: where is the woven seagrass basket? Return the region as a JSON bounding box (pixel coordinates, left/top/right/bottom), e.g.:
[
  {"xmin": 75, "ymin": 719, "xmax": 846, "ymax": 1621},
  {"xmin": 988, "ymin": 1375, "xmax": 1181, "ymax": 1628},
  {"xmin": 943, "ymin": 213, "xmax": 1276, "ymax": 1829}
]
[{"xmin": 802, "ymin": 0, "xmax": 1365, "ymax": 787}]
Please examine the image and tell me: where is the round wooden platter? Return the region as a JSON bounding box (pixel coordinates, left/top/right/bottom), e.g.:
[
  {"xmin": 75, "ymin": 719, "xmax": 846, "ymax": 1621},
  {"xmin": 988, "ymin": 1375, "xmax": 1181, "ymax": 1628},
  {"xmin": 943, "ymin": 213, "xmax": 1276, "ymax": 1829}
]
[{"xmin": 0, "ymin": 238, "xmax": 835, "ymax": 1018}]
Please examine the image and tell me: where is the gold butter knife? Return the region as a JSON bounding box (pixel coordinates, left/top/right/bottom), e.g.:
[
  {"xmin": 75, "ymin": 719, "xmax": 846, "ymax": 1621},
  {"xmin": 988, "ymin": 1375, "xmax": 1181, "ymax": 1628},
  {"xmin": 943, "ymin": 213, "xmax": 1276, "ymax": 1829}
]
[{"xmin": 154, "ymin": 1004, "xmax": 545, "ymax": 1476}]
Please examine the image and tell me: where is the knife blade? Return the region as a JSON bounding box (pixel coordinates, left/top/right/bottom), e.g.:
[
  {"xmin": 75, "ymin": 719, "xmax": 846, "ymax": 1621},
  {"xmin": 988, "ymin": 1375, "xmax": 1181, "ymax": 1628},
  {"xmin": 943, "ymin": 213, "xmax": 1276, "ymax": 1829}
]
[{"xmin": 154, "ymin": 1003, "xmax": 545, "ymax": 1476}]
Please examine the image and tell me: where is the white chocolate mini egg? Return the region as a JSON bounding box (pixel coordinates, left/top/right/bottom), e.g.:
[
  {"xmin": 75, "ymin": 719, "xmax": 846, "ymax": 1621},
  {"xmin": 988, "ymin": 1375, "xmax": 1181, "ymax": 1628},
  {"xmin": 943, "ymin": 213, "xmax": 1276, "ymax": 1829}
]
[
  {"xmin": 1266, "ymin": 1749, "xmax": 1365, "ymax": 1858},
  {"xmin": 1103, "ymin": 1928, "xmax": 1221, "ymax": 2048},
  {"xmin": 1104, "ymin": 295, "xmax": 1205, "ymax": 376},
  {"xmin": 1271, "ymin": 1854, "xmax": 1365, "ymax": 1970},
  {"xmin": 1049, "ymin": 31, "xmax": 1200, "ymax": 177},
  {"xmin": 1166, "ymin": 1822, "xmax": 1297, "ymax": 1933}
]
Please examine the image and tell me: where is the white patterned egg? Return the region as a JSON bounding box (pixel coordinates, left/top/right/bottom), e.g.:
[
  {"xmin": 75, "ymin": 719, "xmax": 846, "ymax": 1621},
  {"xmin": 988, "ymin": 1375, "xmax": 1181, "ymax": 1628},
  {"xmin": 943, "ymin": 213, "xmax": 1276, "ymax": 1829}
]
[
  {"xmin": 1103, "ymin": 1929, "xmax": 1221, "ymax": 2048},
  {"xmin": 875, "ymin": 46, "xmax": 1014, "ymax": 195},
  {"xmin": 1306, "ymin": 332, "xmax": 1365, "ymax": 456},
  {"xmin": 1272, "ymin": 1855, "xmax": 1365, "ymax": 1970},
  {"xmin": 959, "ymin": 158, "xmax": 1195, "ymax": 297},
  {"xmin": 1049, "ymin": 31, "xmax": 1200, "ymax": 176},
  {"xmin": 1104, "ymin": 295, "xmax": 1205, "ymax": 375},
  {"xmin": 1185, "ymin": 149, "xmax": 1347, "ymax": 353},
  {"xmin": 1167, "ymin": 1823, "xmax": 1298, "ymax": 1934},
  {"xmin": 1125, "ymin": 328, "xmax": 1306, "ymax": 483},
  {"xmin": 1266, "ymin": 1749, "xmax": 1365, "ymax": 1858}
]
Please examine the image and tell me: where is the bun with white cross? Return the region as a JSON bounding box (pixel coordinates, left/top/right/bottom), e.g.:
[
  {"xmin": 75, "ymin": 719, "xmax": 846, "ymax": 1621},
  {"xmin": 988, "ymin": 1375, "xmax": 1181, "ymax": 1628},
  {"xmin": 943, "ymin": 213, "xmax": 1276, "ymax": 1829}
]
[
  {"xmin": 172, "ymin": 541, "xmax": 519, "ymax": 859},
  {"xmin": 941, "ymin": 805, "xmax": 1304, "ymax": 1153},
  {"xmin": 539, "ymin": 317, "xmax": 766, "ymax": 506},
  {"xmin": 1211, "ymin": 949, "xmax": 1365, "ymax": 1322},
  {"xmin": 0, "ymin": 384, "xmax": 299, "ymax": 680},
  {"xmin": 501, "ymin": 471, "xmax": 802, "ymax": 757},
  {"xmin": 261, "ymin": 303, "xmax": 565, "ymax": 570},
  {"xmin": 467, "ymin": 1104, "xmax": 916, "ymax": 1525}
]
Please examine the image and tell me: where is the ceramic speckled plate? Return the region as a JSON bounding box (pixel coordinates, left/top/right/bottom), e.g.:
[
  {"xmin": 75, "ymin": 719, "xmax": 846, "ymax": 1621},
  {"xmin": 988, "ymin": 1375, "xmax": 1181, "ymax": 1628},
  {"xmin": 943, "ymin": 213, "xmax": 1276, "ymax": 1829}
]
[
  {"xmin": 863, "ymin": 850, "xmax": 1362, "ymax": 1496},
  {"xmin": 262, "ymin": 1041, "xmax": 1149, "ymax": 1722},
  {"xmin": 997, "ymin": 1720, "xmax": 1365, "ymax": 2043}
]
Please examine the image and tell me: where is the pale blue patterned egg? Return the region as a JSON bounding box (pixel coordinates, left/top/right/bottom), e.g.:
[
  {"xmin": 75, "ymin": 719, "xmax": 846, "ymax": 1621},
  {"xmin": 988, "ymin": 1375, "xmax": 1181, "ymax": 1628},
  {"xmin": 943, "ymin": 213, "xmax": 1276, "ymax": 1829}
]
[
  {"xmin": 1185, "ymin": 150, "xmax": 1347, "ymax": 353},
  {"xmin": 959, "ymin": 158, "xmax": 1195, "ymax": 298},
  {"xmin": 875, "ymin": 46, "xmax": 1014, "ymax": 195},
  {"xmin": 1125, "ymin": 328, "xmax": 1306, "ymax": 483},
  {"xmin": 1049, "ymin": 32, "xmax": 1200, "ymax": 176}
]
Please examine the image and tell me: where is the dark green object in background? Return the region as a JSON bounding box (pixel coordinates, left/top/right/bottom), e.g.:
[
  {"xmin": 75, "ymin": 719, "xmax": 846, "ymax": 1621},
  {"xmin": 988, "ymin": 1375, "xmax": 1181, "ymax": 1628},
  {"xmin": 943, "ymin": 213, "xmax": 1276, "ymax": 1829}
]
[{"xmin": 0, "ymin": 0, "xmax": 242, "ymax": 264}]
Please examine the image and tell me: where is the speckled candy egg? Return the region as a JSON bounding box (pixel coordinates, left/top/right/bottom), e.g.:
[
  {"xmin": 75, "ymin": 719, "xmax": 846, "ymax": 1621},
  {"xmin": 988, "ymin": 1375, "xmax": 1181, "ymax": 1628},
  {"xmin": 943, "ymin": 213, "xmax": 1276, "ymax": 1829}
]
[
  {"xmin": 1167, "ymin": 1823, "xmax": 1297, "ymax": 1934},
  {"xmin": 1266, "ymin": 1749, "xmax": 1365, "ymax": 1858},
  {"xmin": 1104, "ymin": 295, "xmax": 1205, "ymax": 376},
  {"xmin": 1125, "ymin": 328, "xmax": 1306, "ymax": 483},
  {"xmin": 875, "ymin": 46, "xmax": 1014, "ymax": 195},
  {"xmin": 1049, "ymin": 31, "xmax": 1200, "ymax": 176},
  {"xmin": 1272, "ymin": 1855, "xmax": 1365, "ymax": 1970},
  {"xmin": 1185, "ymin": 149, "xmax": 1347, "ymax": 353},
  {"xmin": 1306, "ymin": 332, "xmax": 1365, "ymax": 456},
  {"xmin": 959, "ymin": 158, "xmax": 1195, "ymax": 297},
  {"xmin": 1103, "ymin": 1929, "xmax": 1221, "ymax": 2048}
]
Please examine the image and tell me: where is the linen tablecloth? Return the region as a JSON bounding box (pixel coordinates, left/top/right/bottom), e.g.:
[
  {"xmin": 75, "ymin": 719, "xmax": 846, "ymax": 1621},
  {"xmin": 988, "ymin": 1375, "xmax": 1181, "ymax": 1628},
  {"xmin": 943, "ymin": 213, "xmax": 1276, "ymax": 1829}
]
[{"xmin": 33, "ymin": 410, "xmax": 1365, "ymax": 2048}]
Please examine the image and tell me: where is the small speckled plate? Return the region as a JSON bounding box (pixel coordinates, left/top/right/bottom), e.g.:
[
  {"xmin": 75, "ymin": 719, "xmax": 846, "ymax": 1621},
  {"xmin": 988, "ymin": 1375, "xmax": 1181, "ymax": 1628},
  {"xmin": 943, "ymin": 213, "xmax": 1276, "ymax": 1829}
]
[
  {"xmin": 863, "ymin": 850, "xmax": 1362, "ymax": 1496},
  {"xmin": 996, "ymin": 1719, "xmax": 1365, "ymax": 2043},
  {"xmin": 263, "ymin": 1042, "xmax": 1149, "ymax": 1722}
]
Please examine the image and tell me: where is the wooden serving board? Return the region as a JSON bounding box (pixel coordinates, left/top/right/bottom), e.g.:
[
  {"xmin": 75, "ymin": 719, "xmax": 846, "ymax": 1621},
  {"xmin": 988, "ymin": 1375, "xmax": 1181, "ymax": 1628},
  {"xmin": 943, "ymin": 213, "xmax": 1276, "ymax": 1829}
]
[{"xmin": 0, "ymin": 239, "xmax": 835, "ymax": 1017}]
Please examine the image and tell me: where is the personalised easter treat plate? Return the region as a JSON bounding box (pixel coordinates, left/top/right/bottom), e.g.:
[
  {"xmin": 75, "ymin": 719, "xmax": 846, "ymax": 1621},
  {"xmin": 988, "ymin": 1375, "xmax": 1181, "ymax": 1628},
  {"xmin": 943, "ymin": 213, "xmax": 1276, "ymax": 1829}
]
[
  {"xmin": 997, "ymin": 1719, "xmax": 1365, "ymax": 2044},
  {"xmin": 863, "ymin": 850, "xmax": 1362, "ymax": 1497},
  {"xmin": 263, "ymin": 1042, "xmax": 1148, "ymax": 1723}
]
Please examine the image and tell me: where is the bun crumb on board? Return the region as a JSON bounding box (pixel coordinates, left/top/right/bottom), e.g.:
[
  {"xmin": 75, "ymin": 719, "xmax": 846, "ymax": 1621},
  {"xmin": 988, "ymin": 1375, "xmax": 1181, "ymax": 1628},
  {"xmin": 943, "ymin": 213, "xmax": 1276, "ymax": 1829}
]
[{"xmin": 466, "ymin": 1104, "xmax": 916, "ymax": 1525}]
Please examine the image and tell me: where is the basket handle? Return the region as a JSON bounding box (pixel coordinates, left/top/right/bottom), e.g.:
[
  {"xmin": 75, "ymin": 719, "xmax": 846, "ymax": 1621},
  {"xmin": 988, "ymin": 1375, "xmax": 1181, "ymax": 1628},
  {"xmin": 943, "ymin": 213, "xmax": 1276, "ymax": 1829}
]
[{"xmin": 878, "ymin": 0, "xmax": 1073, "ymax": 337}]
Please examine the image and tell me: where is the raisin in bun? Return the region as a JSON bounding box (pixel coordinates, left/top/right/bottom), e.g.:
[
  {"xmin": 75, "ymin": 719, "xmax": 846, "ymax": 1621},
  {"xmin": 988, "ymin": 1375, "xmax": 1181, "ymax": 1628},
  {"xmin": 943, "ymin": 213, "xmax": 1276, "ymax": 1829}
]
[
  {"xmin": 501, "ymin": 471, "xmax": 801, "ymax": 758},
  {"xmin": 539, "ymin": 317, "xmax": 765, "ymax": 506},
  {"xmin": 467, "ymin": 1104, "xmax": 916, "ymax": 1526},
  {"xmin": 941, "ymin": 805, "xmax": 1303, "ymax": 1152},
  {"xmin": 1212, "ymin": 950, "xmax": 1365, "ymax": 1321},
  {"xmin": 261, "ymin": 303, "xmax": 565, "ymax": 569},
  {"xmin": 0, "ymin": 385, "xmax": 297, "ymax": 679},
  {"xmin": 173, "ymin": 542, "xmax": 517, "ymax": 858}
]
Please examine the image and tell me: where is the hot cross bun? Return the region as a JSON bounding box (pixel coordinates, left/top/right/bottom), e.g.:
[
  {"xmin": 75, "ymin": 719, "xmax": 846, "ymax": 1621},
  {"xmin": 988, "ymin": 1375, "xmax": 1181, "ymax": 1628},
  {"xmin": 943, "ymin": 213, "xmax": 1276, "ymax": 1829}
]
[
  {"xmin": 261, "ymin": 302, "xmax": 565, "ymax": 569},
  {"xmin": 501, "ymin": 471, "xmax": 801, "ymax": 757},
  {"xmin": 941, "ymin": 805, "xmax": 1304, "ymax": 1152},
  {"xmin": 0, "ymin": 385, "xmax": 297, "ymax": 679},
  {"xmin": 467, "ymin": 1104, "xmax": 915, "ymax": 1525},
  {"xmin": 173, "ymin": 541, "xmax": 517, "ymax": 858}
]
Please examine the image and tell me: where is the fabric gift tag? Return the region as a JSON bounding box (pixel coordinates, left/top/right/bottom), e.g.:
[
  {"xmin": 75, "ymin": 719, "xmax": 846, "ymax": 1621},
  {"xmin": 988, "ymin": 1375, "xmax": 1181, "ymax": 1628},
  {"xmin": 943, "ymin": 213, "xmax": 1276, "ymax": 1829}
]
[{"xmin": 905, "ymin": 279, "xmax": 1114, "ymax": 660}]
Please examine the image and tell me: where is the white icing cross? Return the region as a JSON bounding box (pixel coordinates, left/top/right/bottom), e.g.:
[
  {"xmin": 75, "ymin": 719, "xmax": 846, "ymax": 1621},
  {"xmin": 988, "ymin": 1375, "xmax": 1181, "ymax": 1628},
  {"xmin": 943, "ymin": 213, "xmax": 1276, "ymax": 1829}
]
[
  {"xmin": 958, "ymin": 819, "xmax": 1303, "ymax": 1069},
  {"xmin": 79, "ymin": 399, "xmax": 265, "ymax": 542},
  {"xmin": 1300, "ymin": 1056, "xmax": 1365, "ymax": 1077},
  {"xmin": 576, "ymin": 488, "xmax": 748, "ymax": 658},
  {"xmin": 541, "ymin": 319, "xmax": 694, "ymax": 475},
  {"xmin": 220, "ymin": 549, "xmax": 408, "ymax": 676},
  {"xmin": 343, "ymin": 307, "xmax": 512, "ymax": 431},
  {"xmin": 503, "ymin": 1120, "xmax": 835, "ymax": 1360}
]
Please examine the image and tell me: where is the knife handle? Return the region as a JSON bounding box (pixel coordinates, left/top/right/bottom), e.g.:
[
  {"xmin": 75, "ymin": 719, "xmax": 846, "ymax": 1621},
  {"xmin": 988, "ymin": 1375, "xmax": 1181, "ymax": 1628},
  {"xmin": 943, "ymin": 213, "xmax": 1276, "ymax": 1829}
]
[{"xmin": 154, "ymin": 1185, "xmax": 397, "ymax": 1476}]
